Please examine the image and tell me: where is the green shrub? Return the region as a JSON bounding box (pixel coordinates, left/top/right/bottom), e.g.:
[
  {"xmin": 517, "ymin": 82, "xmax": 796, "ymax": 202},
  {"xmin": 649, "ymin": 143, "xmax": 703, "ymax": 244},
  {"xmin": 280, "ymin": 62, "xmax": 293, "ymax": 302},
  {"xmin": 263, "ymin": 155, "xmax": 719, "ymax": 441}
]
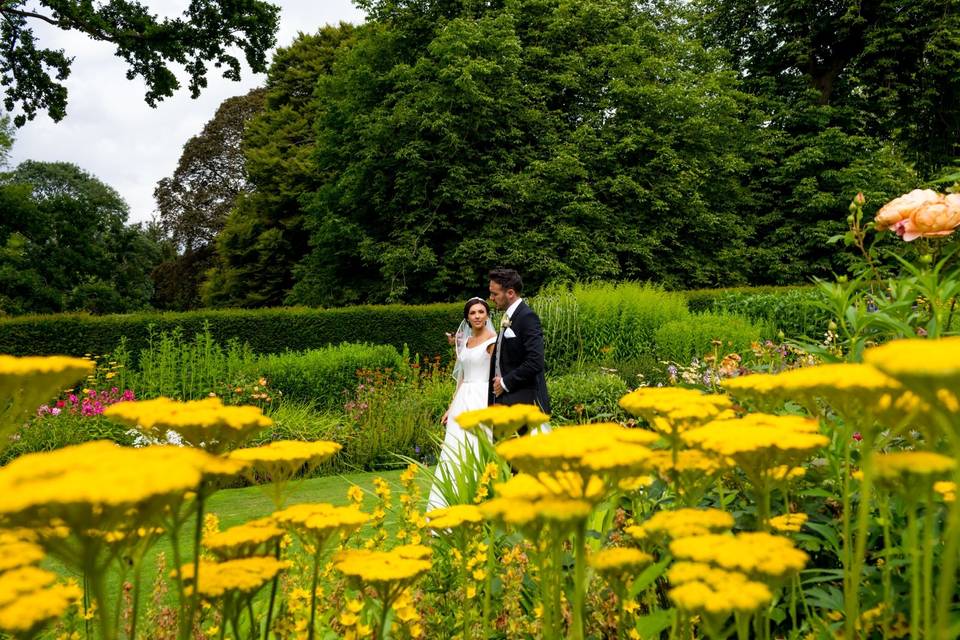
[
  {"xmin": 533, "ymin": 282, "xmax": 688, "ymax": 373},
  {"xmin": 654, "ymin": 312, "xmax": 763, "ymax": 364},
  {"xmin": 256, "ymin": 343, "xmax": 404, "ymax": 411},
  {"xmin": 547, "ymin": 369, "xmax": 628, "ymax": 424},
  {"xmin": 684, "ymin": 286, "xmax": 827, "ymax": 339},
  {"xmin": 0, "ymin": 304, "xmax": 461, "ymax": 363},
  {"xmin": 248, "ymin": 400, "xmax": 349, "ymax": 474},
  {"xmin": 1, "ymin": 414, "xmax": 137, "ymax": 465}
]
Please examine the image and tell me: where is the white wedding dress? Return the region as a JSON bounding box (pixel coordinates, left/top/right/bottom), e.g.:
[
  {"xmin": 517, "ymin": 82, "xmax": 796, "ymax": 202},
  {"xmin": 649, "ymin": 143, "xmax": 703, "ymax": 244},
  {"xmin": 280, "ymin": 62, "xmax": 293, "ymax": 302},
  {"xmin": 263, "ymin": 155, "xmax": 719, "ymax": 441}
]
[{"xmin": 426, "ymin": 334, "xmax": 497, "ymax": 512}]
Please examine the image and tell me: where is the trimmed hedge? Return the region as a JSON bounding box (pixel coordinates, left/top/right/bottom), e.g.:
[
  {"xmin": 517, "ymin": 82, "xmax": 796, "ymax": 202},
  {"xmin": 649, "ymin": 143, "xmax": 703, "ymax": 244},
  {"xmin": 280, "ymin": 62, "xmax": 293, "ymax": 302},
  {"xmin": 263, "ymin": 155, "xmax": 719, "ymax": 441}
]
[{"xmin": 0, "ymin": 305, "xmax": 462, "ymax": 362}]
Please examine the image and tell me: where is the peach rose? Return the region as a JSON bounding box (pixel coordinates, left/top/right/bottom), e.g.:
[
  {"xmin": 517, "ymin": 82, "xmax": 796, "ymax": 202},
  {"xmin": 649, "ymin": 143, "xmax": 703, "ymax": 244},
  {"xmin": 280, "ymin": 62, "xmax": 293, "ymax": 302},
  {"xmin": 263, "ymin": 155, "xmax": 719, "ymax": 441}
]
[{"xmin": 875, "ymin": 189, "xmax": 960, "ymax": 241}]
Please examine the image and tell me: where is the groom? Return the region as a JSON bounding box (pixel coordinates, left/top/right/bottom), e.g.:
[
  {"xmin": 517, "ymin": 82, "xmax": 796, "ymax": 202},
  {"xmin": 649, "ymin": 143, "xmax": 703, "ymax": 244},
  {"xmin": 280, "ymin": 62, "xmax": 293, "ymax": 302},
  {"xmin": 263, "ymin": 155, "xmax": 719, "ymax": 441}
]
[{"xmin": 488, "ymin": 268, "xmax": 551, "ymax": 434}]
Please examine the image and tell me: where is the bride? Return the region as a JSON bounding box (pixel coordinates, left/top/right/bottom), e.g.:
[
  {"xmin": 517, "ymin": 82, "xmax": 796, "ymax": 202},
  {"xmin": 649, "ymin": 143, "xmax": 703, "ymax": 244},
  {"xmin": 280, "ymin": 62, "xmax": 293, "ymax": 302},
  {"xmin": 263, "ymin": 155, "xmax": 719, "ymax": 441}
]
[{"xmin": 426, "ymin": 296, "xmax": 497, "ymax": 511}]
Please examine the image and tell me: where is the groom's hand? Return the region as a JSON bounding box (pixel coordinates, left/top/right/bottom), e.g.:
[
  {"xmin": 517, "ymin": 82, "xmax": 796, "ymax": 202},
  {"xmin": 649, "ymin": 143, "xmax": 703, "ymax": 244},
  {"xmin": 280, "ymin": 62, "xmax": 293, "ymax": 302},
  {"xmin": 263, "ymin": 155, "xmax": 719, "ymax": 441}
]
[{"xmin": 493, "ymin": 376, "xmax": 504, "ymax": 397}]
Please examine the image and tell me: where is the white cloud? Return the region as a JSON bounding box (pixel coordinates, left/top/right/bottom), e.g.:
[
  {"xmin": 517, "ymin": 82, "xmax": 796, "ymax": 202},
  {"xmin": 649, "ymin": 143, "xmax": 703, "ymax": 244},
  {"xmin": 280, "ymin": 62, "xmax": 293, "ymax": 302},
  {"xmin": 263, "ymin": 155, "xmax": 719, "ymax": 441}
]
[{"xmin": 7, "ymin": 0, "xmax": 365, "ymax": 224}]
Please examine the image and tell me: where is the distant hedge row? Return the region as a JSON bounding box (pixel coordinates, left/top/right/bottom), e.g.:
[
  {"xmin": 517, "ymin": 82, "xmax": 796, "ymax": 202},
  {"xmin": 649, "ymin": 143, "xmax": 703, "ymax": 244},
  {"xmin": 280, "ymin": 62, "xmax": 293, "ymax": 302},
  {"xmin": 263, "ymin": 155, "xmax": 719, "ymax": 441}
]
[{"xmin": 0, "ymin": 305, "xmax": 462, "ymax": 361}]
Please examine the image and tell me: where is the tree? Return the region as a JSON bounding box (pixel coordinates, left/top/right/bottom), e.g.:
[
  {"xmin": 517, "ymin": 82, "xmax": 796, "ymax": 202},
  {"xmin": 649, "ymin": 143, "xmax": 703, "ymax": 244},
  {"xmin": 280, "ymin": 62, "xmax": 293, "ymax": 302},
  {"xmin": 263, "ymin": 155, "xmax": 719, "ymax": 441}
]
[
  {"xmin": 201, "ymin": 23, "xmax": 358, "ymax": 308},
  {"xmin": 0, "ymin": 0, "xmax": 279, "ymax": 125},
  {"xmin": 0, "ymin": 161, "xmax": 161, "ymax": 314},
  {"xmin": 286, "ymin": 0, "xmax": 757, "ymax": 305},
  {"xmin": 0, "ymin": 116, "xmax": 11, "ymax": 167},
  {"xmin": 155, "ymin": 87, "xmax": 266, "ymax": 251}
]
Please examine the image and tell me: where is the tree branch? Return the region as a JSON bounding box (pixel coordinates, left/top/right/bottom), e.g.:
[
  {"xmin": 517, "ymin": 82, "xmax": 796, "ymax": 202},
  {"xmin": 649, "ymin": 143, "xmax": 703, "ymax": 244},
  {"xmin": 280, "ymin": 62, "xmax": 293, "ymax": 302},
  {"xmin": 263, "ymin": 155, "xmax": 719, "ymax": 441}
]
[{"xmin": 0, "ymin": 7, "xmax": 60, "ymax": 28}]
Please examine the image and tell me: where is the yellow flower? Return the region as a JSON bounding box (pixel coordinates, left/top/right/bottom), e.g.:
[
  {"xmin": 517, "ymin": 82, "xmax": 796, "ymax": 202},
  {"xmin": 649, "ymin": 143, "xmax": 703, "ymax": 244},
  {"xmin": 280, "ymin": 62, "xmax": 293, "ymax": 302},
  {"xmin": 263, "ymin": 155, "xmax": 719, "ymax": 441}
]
[
  {"xmin": 0, "ymin": 355, "xmax": 93, "ymax": 445},
  {"xmin": 273, "ymin": 503, "xmax": 370, "ymax": 543},
  {"xmin": 203, "ymin": 517, "xmax": 284, "ymax": 559},
  {"xmin": 0, "ymin": 532, "xmax": 44, "ymax": 572},
  {"xmin": 619, "ymin": 388, "xmax": 732, "ymax": 430},
  {"xmin": 347, "ymin": 485, "xmax": 364, "ymax": 505},
  {"xmin": 874, "ymin": 451, "xmax": 956, "ymax": 484},
  {"xmin": 457, "ymin": 404, "xmax": 550, "ymax": 440},
  {"xmin": 228, "ymin": 440, "xmax": 341, "ymax": 468},
  {"xmin": 334, "ymin": 548, "xmax": 431, "ymax": 587},
  {"xmin": 590, "ymin": 547, "xmax": 653, "ymax": 577},
  {"xmin": 0, "ymin": 567, "xmax": 82, "ymax": 634},
  {"xmin": 179, "ymin": 557, "xmax": 291, "ymax": 598},
  {"xmin": 935, "ymin": 481, "xmax": 956, "ymax": 503},
  {"xmin": 670, "ymin": 532, "xmax": 808, "ymax": 580},
  {"xmin": 682, "ymin": 414, "xmax": 827, "ymax": 466},
  {"xmin": 425, "ymin": 504, "xmax": 484, "ymax": 530},
  {"xmin": 667, "ymin": 562, "xmax": 772, "ymax": 614},
  {"xmin": 768, "ymin": 513, "xmax": 808, "ymax": 533},
  {"xmin": 104, "ymin": 397, "xmax": 272, "ymax": 452},
  {"xmin": 626, "ymin": 508, "xmax": 734, "ymax": 541},
  {"xmin": 864, "ymin": 337, "xmax": 960, "ymax": 392}
]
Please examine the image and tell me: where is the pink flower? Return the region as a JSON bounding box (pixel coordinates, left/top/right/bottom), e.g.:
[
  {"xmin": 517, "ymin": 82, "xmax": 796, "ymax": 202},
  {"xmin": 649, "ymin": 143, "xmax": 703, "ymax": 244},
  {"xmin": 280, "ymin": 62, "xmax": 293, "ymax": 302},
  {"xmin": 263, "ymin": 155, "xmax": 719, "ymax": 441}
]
[
  {"xmin": 876, "ymin": 189, "xmax": 960, "ymax": 241},
  {"xmin": 852, "ymin": 432, "xmax": 863, "ymax": 442},
  {"xmin": 51, "ymin": 407, "xmax": 61, "ymax": 416},
  {"xmin": 68, "ymin": 394, "xmax": 77, "ymax": 404}
]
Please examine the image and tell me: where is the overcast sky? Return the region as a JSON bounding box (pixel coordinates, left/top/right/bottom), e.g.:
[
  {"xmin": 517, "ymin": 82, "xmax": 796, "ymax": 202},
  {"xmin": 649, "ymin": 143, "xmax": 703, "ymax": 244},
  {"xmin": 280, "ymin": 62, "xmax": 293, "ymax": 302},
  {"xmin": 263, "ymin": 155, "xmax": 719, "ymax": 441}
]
[{"xmin": 7, "ymin": 1, "xmax": 366, "ymax": 224}]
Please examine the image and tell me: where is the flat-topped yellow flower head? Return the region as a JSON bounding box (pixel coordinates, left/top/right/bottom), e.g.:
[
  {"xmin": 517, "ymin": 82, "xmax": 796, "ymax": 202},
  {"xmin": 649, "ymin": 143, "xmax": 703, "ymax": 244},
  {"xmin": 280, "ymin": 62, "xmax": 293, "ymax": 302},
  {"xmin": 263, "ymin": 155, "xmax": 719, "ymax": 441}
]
[
  {"xmin": 0, "ymin": 354, "xmax": 93, "ymax": 450},
  {"xmin": 0, "ymin": 566, "xmax": 81, "ymax": 635},
  {"xmin": 105, "ymin": 397, "xmax": 272, "ymax": 452},
  {"xmin": 425, "ymin": 504, "xmax": 484, "ymax": 530},
  {"xmin": 873, "ymin": 451, "xmax": 956, "ymax": 492},
  {"xmin": 203, "ymin": 517, "xmax": 284, "ymax": 559},
  {"xmin": 626, "ymin": 508, "xmax": 734, "ymax": 542},
  {"xmin": 619, "ymin": 388, "xmax": 732, "ymax": 432},
  {"xmin": 0, "ymin": 441, "xmax": 244, "ymax": 530},
  {"xmin": 590, "ymin": 547, "xmax": 653, "ymax": 579},
  {"xmin": 768, "ymin": 513, "xmax": 808, "ymax": 533},
  {"xmin": 667, "ymin": 562, "xmax": 772, "ymax": 615},
  {"xmin": 495, "ymin": 423, "xmax": 653, "ymax": 487},
  {"xmin": 496, "ymin": 471, "xmax": 607, "ymax": 502},
  {"xmin": 457, "ymin": 404, "xmax": 550, "ymax": 440},
  {"xmin": 273, "ymin": 503, "xmax": 370, "ymax": 540},
  {"xmin": 229, "ymin": 440, "xmax": 341, "ymax": 467},
  {"xmin": 334, "ymin": 547, "xmax": 432, "ymax": 587},
  {"xmin": 864, "ymin": 337, "xmax": 960, "ymax": 402},
  {"xmin": 682, "ymin": 414, "xmax": 827, "ymax": 470},
  {"xmin": 179, "ymin": 556, "xmax": 290, "ymax": 599},
  {"xmin": 0, "ymin": 532, "xmax": 44, "ymax": 573},
  {"xmin": 479, "ymin": 497, "xmax": 593, "ymax": 532},
  {"xmin": 670, "ymin": 532, "xmax": 808, "ymax": 580}
]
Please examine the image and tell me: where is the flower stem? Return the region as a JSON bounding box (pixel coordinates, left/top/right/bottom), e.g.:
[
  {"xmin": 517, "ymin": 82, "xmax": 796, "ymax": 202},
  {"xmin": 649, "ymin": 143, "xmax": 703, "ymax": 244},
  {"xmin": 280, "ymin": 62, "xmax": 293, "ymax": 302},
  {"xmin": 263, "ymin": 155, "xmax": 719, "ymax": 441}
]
[
  {"xmin": 183, "ymin": 482, "xmax": 207, "ymax": 640},
  {"xmin": 308, "ymin": 545, "xmax": 322, "ymax": 640},
  {"xmin": 262, "ymin": 539, "xmax": 282, "ymax": 640},
  {"xmin": 922, "ymin": 486, "xmax": 936, "ymax": 639},
  {"xmin": 571, "ymin": 523, "xmax": 587, "ymax": 640}
]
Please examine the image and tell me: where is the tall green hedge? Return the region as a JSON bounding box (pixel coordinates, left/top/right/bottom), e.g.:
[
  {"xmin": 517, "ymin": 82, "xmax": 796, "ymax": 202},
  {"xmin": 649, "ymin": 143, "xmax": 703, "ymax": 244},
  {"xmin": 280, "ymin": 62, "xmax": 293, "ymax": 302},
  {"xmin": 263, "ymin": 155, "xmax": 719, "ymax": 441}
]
[
  {"xmin": 0, "ymin": 305, "xmax": 462, "ymax": 362},
  {"xmin": 684, "ymin": 285, "xmax": 827, "ymax": 339}
]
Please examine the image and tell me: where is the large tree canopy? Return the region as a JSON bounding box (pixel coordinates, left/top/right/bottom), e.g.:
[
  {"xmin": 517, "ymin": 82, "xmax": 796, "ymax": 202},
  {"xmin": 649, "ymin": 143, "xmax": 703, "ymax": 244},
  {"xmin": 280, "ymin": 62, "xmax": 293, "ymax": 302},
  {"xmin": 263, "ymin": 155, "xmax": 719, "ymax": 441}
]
[
  {"xmin": 0, "ymin": 161, "xmax": 160, "ymax": 314},
  {"xmin": 210, "ymin": 0, "xmax": 758, "ymax": 306},
  {"xmin": 0, "ymin": 0, "xmax": 279, "ymax": 125}
]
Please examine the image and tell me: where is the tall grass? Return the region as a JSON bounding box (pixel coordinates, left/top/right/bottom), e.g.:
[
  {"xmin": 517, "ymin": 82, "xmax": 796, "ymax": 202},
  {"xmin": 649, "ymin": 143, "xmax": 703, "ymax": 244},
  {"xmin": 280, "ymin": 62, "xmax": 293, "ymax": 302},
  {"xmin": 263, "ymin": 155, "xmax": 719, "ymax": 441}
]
[
  {"xmin": 654, "ymin": 311, "xmax": 763, "ymax": 363},
  {"xmin": 135, "ymin": 322, "xmax": 257, "ymax": 400}
]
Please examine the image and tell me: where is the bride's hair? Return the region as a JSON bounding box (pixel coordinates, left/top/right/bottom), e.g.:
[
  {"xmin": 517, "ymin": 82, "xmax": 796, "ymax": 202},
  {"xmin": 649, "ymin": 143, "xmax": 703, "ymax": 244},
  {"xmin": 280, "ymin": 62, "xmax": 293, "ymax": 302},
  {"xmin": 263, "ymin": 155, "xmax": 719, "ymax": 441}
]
[{"xmin": 463, "ymin": 296, "xmax": 490, "ymax": 320}]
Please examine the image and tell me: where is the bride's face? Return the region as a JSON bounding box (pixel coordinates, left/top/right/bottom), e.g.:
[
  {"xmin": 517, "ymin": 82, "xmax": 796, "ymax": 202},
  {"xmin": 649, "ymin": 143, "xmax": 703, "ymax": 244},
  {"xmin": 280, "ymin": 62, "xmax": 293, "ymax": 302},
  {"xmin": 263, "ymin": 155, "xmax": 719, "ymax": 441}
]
[{"xmin": 467, "ymin": 302, "xmax": 488, "ymax": 330}]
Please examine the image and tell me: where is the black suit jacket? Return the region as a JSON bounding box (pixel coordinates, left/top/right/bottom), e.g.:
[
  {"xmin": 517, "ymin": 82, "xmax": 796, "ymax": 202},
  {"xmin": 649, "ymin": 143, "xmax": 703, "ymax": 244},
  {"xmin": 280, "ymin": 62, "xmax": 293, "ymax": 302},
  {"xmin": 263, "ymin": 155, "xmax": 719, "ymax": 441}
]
[{"xmin": 488, "ymin": 300, "xmax": 551, "ymax": 415}]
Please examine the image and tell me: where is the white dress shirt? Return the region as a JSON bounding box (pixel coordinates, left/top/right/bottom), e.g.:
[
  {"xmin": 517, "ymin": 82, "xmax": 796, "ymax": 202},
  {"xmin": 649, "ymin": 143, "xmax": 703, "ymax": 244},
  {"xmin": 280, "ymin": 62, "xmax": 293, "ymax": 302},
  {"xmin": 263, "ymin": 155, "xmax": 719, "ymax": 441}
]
[{"xmin": 498, "ymin": 298, "xmax": 523, "ymax": 392}]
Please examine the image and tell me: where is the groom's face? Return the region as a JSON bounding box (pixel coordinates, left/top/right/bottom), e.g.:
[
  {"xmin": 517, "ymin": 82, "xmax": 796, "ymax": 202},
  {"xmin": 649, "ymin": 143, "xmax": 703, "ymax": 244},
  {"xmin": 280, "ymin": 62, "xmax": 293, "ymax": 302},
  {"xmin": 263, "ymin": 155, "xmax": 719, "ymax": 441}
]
[{"xmin": 489, "ymin": 281, "xmax": 512, "ymax": 311}]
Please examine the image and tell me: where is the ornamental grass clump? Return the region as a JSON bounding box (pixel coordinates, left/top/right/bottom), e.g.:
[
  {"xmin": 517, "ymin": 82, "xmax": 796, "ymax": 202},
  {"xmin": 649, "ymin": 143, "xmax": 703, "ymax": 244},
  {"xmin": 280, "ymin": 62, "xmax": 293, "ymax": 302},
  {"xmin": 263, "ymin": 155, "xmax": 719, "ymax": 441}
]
[{"xmin": 0, "ymin": 354, "xmax": 93, "ymax": 451}]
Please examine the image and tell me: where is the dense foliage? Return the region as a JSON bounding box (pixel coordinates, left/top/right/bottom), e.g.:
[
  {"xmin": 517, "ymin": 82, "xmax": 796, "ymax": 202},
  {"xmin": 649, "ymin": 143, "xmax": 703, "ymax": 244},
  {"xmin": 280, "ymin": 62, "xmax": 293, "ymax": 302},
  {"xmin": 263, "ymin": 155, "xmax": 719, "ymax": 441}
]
[
  {"xmin": 0, "ymin": 0, "xmax": 279, "ymax": 125},
  {"xmin": 0, "ymin": 160, "xmax": 161, "ymax": 315}
]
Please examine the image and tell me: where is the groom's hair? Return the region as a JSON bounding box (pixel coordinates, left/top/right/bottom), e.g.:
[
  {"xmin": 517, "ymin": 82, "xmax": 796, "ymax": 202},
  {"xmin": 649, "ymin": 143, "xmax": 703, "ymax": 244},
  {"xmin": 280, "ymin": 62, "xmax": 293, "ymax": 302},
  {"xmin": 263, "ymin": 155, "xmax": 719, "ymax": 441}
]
[{"xmin": 489, "ymin": 268, "xmax": 523, "ymax": 294}]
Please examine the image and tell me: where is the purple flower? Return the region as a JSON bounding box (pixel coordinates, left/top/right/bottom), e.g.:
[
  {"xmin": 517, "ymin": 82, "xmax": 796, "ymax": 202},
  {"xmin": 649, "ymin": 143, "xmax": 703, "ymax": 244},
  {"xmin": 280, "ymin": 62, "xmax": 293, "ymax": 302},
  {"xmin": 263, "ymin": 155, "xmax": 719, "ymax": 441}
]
[
  {"xmin": 68, "ymin": 394, "xmax": 77, "ymax": 404},
  {"xmin": 667, "ymin": 365, "xmax": 678, "ymax": 377},
  {"xmin": 121, "ymin": 390, "xmax": 135, "ymax": 401}
]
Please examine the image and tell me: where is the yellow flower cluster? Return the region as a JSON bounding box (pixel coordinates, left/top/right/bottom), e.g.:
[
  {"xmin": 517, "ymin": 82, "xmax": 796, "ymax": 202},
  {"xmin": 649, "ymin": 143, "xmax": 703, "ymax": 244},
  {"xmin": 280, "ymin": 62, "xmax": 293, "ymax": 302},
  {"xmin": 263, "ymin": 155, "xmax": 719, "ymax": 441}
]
[
  {"xmin": 334, "ymin": 545, "xmax": 432, "ymax": 586},
  {"xmin": 723, "ymin": 363, "xmax": 901, "ymax": 412},
  {"xmin": 179, "ymin": 557, "xmax": 290, "ymax": 598},
  {"xmin": 497, "ymin": 471, "xmax": 606, "ymax": 502},
  {"xmin": 392, "ymin": 588, "xmax": 424, "ymax": 638},
  {"xmin": 273, "ymin": 503, "xmax": 370, "ymax": 541},
  {"xmin": 682, "ymin": 414, "xmax": 827, "ymax": 467},
  {"xmin": 0, "ymin": 531, "xmax": 43, "ymax": 572},
  {"xmin": 626, "ymin": 508, "xmax": 734, "ymax": 541},
  {"xmin": 0, "ymin": 566, "xmax": 82, "ymax": 634},
  {"xmin": 0, "ymin": 441, "xmax": 244, "ymax": 528},
  {"xmin": 619, "ymin": 388, "xmax": 732, "ymax": 433},
  {"xmin": 768, "ymin": 513, "xmax": 808, "ymax": 533},
  {"xmin": 228, "ymin": 440, "xmax": 341, "ymax": 468},
  {"xmin": 495, "ymin": 423, "xmax": 654, "ymax": 481},
  {"xmin": 864, "ymin": 337, "xmax": 960, "ymax": 391},
  {"xmin": 647, "ymin": 450, "xmax": 731, "ymax": 476},
  {"xmin": 590, "ymin": 547, "xmax": 653, "ymax": 577},
  {"xmin": 480, "ymin": 497, "xmax": 593, "ymax": 529},
  {"xmin": 874, "ymin": 451, "xmax": 956, "ymax": 483},
  {"xmin": 667, "ymin": 562, "xmax": 772, "ymax": 614},
  {"xmin": 457, "ymin": 404, "xmax": 550, "ymax": 440},
  {"xmin": 670, "ymin": 532, "xmax": 808, "ymax": 580},
  {"xmin": 104, "ymin": 397, "xmax": 272, "ymax": 451},
  {"xmin": 935, "ymin": 481, "xmax": 957, "ymax": 503},
  {"xmin": 203, "ymin": 517, "xmax": 284, "ymax": 559},
  {"xmin": 425, "ymin": 504, "xmax": 484, "ymax": 530}
]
